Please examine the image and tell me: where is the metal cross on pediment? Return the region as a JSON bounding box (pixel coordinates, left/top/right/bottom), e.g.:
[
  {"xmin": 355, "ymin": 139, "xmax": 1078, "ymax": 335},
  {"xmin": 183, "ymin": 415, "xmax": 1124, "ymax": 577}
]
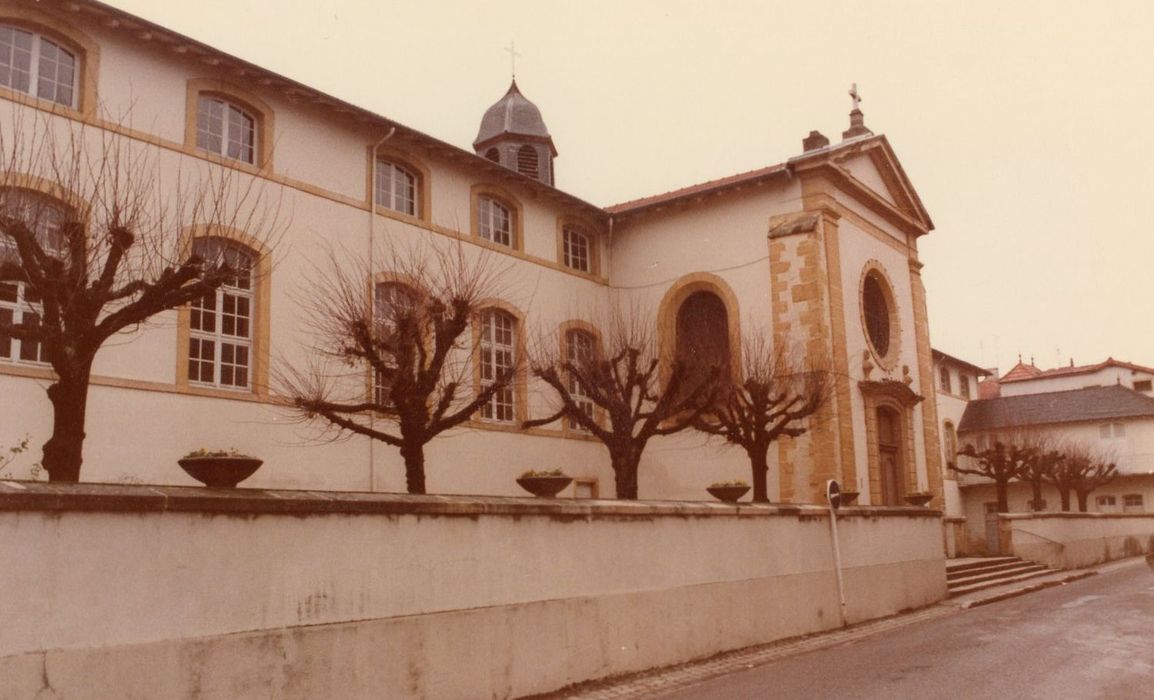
[
  {"xmin": 849, "ymin": 83, "xmax": 862, "ymax": 111},
  {"xmin": 505, "ymin": 41, "xmax": 521, "ymax": 78}
]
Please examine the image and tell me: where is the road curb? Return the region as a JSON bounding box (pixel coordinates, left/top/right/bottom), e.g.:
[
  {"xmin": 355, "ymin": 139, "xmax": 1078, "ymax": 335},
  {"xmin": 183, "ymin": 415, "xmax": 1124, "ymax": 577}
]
[{"xmin": 956, "ymin": 570, "xmax": 1098, "ymax": 609}]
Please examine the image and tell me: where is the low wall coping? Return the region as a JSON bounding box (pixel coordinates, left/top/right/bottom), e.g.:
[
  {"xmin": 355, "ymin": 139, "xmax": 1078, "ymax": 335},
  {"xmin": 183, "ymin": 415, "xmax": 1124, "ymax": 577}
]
[
  {"xmin": 0, "ymin": 481, "xmax": 942, "ymax": 520},
  {"xmin": 1000, "ymin": 512, "xmax": 1154, "ymax": 521}
]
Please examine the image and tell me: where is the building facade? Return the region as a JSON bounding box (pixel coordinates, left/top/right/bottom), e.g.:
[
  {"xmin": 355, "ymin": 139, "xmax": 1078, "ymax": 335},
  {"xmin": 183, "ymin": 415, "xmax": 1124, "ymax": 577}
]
[{"xmin": 0, "ymin": 0, "xmax": 944, "ymax": 505}]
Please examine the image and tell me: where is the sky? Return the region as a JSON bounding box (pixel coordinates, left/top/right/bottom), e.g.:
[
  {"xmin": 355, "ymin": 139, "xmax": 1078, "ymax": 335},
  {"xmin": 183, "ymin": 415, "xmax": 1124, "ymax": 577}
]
[{"xmin": 103, "ymin": 0, "xmax": 1154, "ymax": 377}]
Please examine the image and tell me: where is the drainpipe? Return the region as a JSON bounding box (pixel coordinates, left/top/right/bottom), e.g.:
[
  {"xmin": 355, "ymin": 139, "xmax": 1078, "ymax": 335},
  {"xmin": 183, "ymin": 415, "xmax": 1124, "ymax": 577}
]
[{"xmin": 367, "ymin": 127, "xmax": 396, "ymax": 491}]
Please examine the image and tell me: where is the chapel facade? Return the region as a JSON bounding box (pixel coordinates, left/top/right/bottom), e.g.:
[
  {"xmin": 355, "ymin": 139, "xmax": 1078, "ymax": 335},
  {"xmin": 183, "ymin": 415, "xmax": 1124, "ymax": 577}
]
[{"xmin": 0, "ymin": 0, "xmax": 944, "ymax": 506}]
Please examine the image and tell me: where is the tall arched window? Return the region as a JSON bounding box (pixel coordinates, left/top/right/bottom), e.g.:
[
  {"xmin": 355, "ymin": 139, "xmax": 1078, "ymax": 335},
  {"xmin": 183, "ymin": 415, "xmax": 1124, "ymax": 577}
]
[
  {"xmin": 565, "ymin": 328, "xmax": 597, "ymax": 430},
  {"xmin": 372, "ymin": 281, "xmax": 418, "ymax": 405},
  {"xmin": 675, "ymin": 291, "xmax": 730, "ymax": 392},
  {"xmin": 516, "ymin": 144, "xmax": 539, "ymax": 179},
  {"xmin": 0, "ymin": 23, "xmax": 78, "ymax": 107},
  {"xmin": 375, "ymin": 159, "xmax": 417, "ymax": 216},
  {"xmin": 188, "ymin": 238, "xmax": 256, "ymax": 389},
  {"xmin": 479, "ymin": 308, "xmax": 516, "ymax": 422},
  {"xmin": 943, "ymin": 420, "xmax": 957, "ymax": 467},
  {"xmin": 0, "ymin": 188, "xmax": 74, "ymax": 364},
  {"xmin": 197, "ymin": 95, "xmax": 257, "ymax": 164}
]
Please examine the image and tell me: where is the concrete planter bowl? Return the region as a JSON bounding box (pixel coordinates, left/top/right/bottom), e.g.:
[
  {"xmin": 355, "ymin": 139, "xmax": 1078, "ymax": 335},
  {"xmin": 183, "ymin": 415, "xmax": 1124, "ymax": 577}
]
[
  {"xmin": 707, "ymin": 485, "xmax": 750, "ymax": 503},
  {"xmin": 516, "ymin": 475, "xmax": 573, "ymax": 498},
  {"xmin": 904, "ymin": 492, "xmax": 934, "ymax": 507},
  {"xmin": 178, "ymin": 457, "xmax": 263, "ymax": 488}
]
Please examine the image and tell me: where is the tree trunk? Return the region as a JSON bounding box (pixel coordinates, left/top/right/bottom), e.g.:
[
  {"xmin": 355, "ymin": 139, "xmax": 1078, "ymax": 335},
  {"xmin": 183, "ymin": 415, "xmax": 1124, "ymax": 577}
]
[
  {"xmin": 1030, "ymin": 479, "xmax": 1043, "ymax": 511},
  {"xmin": 1076, "ymin": 490, "xmax": 1089, "ymax": 513},
  {"xmin": 747, "ymin": 443, "xmax": 771, "ymax": 503},
  {"xmin": 1058, "ymin": 487, "xmax": 1071, "ymax": 512},
  {"xmin": 41, "ymin": 368, "xmax": 92, "ymax": 483},
  {"xmin": 611, "ymin": 449, "xmax": 641, "ymax": 500},
  {"xmin": 995, "ymin": 478, "xmax": 1010, "ymax": 512},
  {"xmin": 400, "ymin": 440, "xmax": 426, "ymax": 494}
]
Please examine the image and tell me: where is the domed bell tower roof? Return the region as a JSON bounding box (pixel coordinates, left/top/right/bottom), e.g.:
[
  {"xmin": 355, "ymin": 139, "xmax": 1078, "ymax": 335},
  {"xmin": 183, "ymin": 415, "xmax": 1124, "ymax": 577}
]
[{"xmin": 474, "ymin": 80, "xmax": 558, "ymax": 186}]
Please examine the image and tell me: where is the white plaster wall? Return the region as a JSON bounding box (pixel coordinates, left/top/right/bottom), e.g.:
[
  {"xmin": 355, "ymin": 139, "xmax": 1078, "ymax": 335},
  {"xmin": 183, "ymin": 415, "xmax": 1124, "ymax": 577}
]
[
  {"xmin": 1000, "ymin": 367, "xmax": 1154, "ymax": 397},
  {"xmin": 1003, "ymin": 511, "xmax": 1154, "ymax": 569},
  {"xmin": 0, "ymin": 489, "xmax": 946, "ymax": 698}
]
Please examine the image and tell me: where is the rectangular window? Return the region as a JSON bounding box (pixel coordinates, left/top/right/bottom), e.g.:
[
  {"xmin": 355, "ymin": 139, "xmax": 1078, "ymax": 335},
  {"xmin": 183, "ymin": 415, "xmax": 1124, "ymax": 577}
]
[
  {"xmin": 188, "ymin": 240, "xmax": 254, "ymax": 390},
  {"xmin": 959, "ymin": 374, "xmax": 971, "ymax": 399},
  {"xmin": 565, "ymin": 329, "xmax": 596, "ymax": 431},
  {"xmin": 573, "ymin": 479, "xmax": 598, "ymax": 499},
  {"xmin": 563, "ymin": 226, "xmax": 591, "ymax": 273},
  {"xmin": 1096, "ymin": 495, "xmax": 1117, "ymax": 510},
  {"xmin": 0, "ymin": 281, "xmax": 45, "ymax": 364},
  {"xmin": 479, "ymin": 310, "xmax": 516, "ymax": 422},
  {"xmin": 938, "ymin": 366, "xmax": 951, "ymax": 394},
  {"xmin": 1134, "ymin": 379, "xmax": 1153, "ymax": 392}
]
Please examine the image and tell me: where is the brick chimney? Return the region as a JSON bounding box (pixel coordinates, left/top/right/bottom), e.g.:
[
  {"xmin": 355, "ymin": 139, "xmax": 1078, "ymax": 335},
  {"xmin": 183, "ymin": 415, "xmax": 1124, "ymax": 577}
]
[{"xmin": 802, "ymin": 130, "xmax": 830, "ymax": 152}]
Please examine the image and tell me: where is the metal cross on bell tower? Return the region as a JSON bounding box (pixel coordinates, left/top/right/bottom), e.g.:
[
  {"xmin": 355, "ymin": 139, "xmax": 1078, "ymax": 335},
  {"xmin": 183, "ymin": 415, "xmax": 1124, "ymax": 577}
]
[{"xmin": 505, "ymin": 41, "xmax": 521, "ymax": 79}]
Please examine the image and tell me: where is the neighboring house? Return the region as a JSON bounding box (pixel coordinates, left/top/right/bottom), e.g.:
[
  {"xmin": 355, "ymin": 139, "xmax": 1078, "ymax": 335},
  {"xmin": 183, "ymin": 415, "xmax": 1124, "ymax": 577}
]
[
  {"xmin": 956, "ymin": 383, "xmax": 1154, "ymax": 553},
  {"xmin": 931, "ymin": 348, "xmax": 991, "ymax": 519},
  {"xmin": 0, "ymin": 0, "xmax": 945, "ymax": 505},
  {"xmin": 993, "ymin": 357, "xmax": 1154, "ymax": 398}
]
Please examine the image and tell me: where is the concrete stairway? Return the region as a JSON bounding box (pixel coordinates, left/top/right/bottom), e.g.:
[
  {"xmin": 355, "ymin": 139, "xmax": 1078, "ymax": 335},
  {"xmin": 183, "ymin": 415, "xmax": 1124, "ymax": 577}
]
[{"xmin": 946, "ymin": 556, "xmax": 1054, "ymax": 597}]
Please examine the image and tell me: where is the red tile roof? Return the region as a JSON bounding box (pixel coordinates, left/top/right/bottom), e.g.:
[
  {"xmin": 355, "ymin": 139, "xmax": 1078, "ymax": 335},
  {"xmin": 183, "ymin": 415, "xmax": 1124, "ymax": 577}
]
[{"xmin": 1000, "ymin": 357, "xmax": 1154, "ymax": 383}]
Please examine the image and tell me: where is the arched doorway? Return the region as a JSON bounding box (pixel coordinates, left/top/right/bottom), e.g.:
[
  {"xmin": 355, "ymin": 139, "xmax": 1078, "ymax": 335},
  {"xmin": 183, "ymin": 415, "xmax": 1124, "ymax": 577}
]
[
  {"xmin": 675, "ymin": 290, "xmax": 730, "ymax": 394},
  {"xmin": 877, "ymin": 406, "xmax": 904, "ymax": 505}
]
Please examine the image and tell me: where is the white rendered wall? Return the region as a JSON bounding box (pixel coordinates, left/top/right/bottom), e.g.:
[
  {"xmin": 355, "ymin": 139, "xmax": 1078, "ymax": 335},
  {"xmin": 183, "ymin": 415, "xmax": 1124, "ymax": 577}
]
[{"xmin": 0, "ymin": 484, "xmax": 947, "ymax": 699}]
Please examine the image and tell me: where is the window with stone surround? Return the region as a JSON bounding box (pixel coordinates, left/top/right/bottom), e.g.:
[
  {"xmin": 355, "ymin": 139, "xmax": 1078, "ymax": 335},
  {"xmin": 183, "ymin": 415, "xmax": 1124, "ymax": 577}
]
[
  {"xmin": 479, "ymin": 308, "xmax": 516, "ymax": 422},
  {"xmin": 187, "ymin": 238, "xmax": 256, "ymax": 390}
]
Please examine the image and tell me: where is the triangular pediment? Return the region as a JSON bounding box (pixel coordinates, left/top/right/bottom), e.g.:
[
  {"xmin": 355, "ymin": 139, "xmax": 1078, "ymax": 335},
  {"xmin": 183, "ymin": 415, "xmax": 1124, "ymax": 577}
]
[
  {"xmin": 792, "ymin": 136, "xmax": 934, "ymax": 234},
  {"xmin": 832, "ymin": 138, "xmax": 932, "ymax": 231}
]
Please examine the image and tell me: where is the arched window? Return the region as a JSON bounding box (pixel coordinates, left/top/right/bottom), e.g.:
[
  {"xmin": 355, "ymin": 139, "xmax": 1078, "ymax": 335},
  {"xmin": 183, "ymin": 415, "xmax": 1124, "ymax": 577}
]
[
  {"xmin": 938, "ymin": 365, "xmax": 951, "ymax": 394},
  {"xmin": 372, "ymin": 281, "xmax": 418, "ymax": 405},
  {"xmin": 196, "ymin": 95, "xmax": 257, "ymax": 164},
  {"xmin": 562, "ymin": 225, "xmax": 591, "ymax": 273},
  {"xmin": 375, "ymin": 159, "xmax": 417, "ymax": 216},
  {"xmin": 484, "ymin": 147, "xmax": 500, "ymax": 163},
  {"xmin": 479, "ymin": 308, "xmax": 516, "ymax": 422},
  {"xmin": 477, "ymin": 196, "xmax": 512, "ymax": 248},
  {"xmin": 942, "ymin": 420, "xmax": 957, "ymax": 466},
  {"xmin": 675, "ymin": 291, "xmax": 730, "ymax": 392},
  {"xmin": 0, "ymin": 23, "xmax": 78, "ymax": 107},
  {"xmin": 516, "ymin": 144, "xmax": 539, "ymax": 179},
  {"xmin": 187, "ymin": 238, "xmax": 256, "ymax": 389},
  {"xmin": 565, "ymin": 328, "xmax": 597, "ymax": 430},
  {"xmin": 0, "ymin": 188, "xmax": 74, "ymax": 364}
]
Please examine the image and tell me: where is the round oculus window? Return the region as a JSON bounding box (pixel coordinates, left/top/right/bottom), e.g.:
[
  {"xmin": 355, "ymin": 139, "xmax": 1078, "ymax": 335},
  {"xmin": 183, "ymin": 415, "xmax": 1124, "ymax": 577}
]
[{"xmin": 862, "ymin": 273, "xmax": 891, "ymax": 358}]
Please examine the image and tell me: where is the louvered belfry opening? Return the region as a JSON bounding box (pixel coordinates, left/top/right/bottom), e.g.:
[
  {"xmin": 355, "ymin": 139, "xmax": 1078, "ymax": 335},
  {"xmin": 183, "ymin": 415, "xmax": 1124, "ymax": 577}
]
[{"xmin": 516, "ymin": 145, "xmax": 539, "ymax": 179}]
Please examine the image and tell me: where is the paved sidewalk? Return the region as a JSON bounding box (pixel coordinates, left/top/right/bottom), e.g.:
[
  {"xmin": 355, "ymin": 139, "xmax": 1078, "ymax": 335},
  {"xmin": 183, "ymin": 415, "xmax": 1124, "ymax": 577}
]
[{"xmin": 532, "ymin": 557, "xmax": 1142, "ymax": 700}]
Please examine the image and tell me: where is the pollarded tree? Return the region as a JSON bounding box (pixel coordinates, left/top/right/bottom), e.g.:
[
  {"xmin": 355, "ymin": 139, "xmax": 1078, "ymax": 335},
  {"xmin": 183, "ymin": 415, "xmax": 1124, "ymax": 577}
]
[
  {"xmin": 281, "ymin": 241, "xmax": 519, "ymax": 494},
  {"xmin": 954, "ymin": 437, "xmax": 1036, "ymax": 512},
  {"xmin": 0, "ymin": 113, "xmax": 279, "ymax": 482},
  {"xmin": 1048, "ymin": 443, "xmax": 1118, "ymax": 512},
  {"xmin": 693, "ymin": 335, "xmax": 830, "ymax": 503},
  {"xmin": 1014, "ymin": 433, "xmax": 1064, "ymax": 511},
  {"xmin": 525, "ymin": 308, "xmax": 721, "ymax": 500}
]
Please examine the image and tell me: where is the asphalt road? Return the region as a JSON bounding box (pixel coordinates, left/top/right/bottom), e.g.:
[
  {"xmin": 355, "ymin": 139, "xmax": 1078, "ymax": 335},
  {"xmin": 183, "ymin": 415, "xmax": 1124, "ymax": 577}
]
[{"xmin": 661, "ymin": 560, "xmax": 1154, "ymax": 700}]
